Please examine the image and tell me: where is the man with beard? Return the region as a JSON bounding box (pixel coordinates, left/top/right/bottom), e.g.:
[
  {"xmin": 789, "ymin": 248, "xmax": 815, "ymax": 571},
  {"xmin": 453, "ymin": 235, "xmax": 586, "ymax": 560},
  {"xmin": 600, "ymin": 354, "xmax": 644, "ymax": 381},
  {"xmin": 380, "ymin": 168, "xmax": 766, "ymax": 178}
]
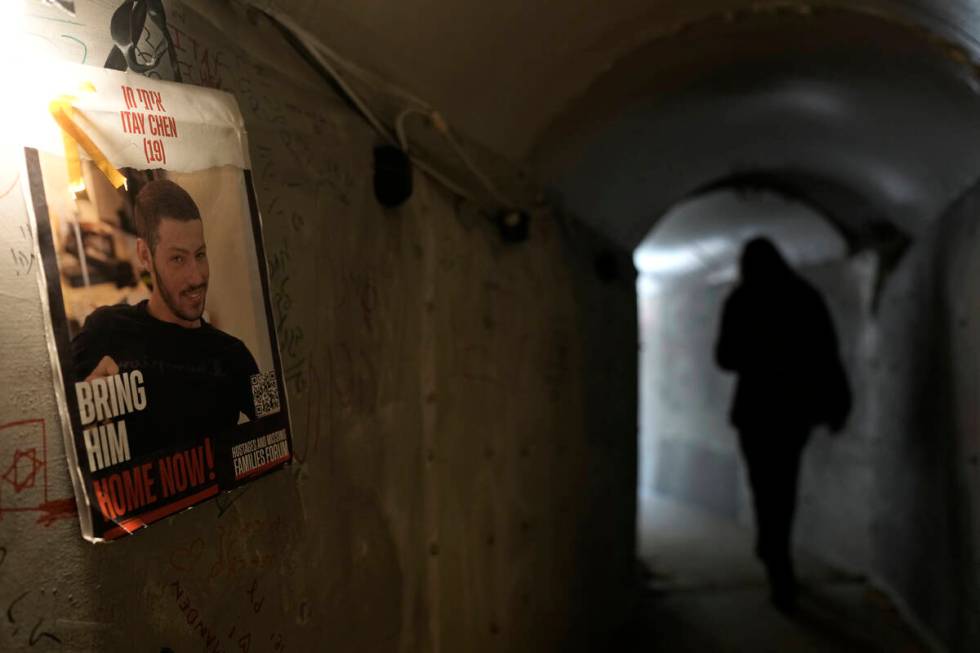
[{"xmin": 71, "ymin": 179, "xmax": 258, "ymax": 457}]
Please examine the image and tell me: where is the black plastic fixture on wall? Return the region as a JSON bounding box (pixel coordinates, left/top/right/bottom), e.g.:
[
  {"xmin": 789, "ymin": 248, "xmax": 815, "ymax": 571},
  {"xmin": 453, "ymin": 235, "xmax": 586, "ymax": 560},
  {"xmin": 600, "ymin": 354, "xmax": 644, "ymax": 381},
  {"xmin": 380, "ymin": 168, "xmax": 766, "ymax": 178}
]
[
  {"xmin": 594, "ymin": 250, "xmax": 619, "ymax": 282},
  {"xmin": 496, "ymin": 209, "xmax": 530, "ymax": 243},
  {"xmin": 374, "ymin": 145, "xmax": 413, "ymax": 207}
]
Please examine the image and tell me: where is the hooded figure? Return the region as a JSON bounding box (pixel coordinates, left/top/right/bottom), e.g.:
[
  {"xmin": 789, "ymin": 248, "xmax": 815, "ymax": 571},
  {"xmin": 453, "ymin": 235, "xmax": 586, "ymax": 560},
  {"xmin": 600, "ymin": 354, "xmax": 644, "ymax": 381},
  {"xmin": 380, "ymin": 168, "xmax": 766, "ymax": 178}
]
[{"xmin": 716, "ymin": 237, "xmax": 851, "ymax": 611}]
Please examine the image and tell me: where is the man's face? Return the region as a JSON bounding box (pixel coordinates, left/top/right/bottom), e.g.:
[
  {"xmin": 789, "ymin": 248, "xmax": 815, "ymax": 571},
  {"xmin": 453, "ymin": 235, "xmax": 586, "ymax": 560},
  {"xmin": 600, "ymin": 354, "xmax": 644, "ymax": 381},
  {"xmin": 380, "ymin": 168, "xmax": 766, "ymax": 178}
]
[{"xmin": 149, "ymin": 217, "xmax": 209, "ymax": 325}]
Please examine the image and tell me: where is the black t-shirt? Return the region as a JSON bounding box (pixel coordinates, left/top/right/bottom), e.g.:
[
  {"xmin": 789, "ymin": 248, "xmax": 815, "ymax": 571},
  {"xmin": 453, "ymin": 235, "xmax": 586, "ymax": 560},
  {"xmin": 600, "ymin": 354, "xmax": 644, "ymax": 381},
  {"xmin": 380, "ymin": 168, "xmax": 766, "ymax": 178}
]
[{"xmin": 71, "ymin": 300, "xmax": 259, "ymax": 458}]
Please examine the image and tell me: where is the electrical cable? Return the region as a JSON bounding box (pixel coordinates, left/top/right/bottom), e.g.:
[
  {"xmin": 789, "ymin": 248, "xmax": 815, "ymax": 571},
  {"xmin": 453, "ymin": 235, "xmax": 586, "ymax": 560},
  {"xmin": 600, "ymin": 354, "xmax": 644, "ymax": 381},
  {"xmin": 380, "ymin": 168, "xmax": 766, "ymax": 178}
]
[
  {"xmin": 395, "ymin": 107, "xmax": 428, "ymax": 152},
  {"xmin": 268, "ymin": 11, "xmax": 397, "ymax": 146},
  {"xmin": 250, "ymin": 2, "xmax": 519, "ymax": 209}
]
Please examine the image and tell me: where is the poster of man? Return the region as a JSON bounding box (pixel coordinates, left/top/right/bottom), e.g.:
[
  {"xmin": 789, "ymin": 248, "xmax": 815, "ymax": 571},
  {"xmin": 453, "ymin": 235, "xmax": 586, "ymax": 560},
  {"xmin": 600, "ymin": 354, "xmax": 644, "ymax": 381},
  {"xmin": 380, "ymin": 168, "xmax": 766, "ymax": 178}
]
[
  {"xmin": 23, "ymin": 68, "xmax": 293, "ymax": 541},
  {"xmin": 70, "ymin": 176, "xmax": 262, "ymax": 459}
]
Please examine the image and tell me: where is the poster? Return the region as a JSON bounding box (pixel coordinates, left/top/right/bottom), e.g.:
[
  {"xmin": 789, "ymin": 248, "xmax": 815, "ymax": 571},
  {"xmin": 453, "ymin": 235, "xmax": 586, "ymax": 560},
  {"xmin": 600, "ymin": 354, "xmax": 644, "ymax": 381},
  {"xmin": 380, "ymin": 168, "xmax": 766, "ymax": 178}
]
[{"xmin": 21, "ymin": 64, "xmax": 293, "ymax": 541}]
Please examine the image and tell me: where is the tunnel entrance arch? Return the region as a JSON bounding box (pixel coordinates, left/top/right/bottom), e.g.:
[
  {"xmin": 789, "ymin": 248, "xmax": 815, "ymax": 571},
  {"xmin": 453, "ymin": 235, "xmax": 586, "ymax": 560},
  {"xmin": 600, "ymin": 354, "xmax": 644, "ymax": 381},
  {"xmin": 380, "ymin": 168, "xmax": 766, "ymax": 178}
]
[
  {"xmin": 630, "ymin": 181, "xmax": 893, "ymax": 645},
  {"xmin": 634, "ymin": 183, "xmax": 849, "ymax": 525}
]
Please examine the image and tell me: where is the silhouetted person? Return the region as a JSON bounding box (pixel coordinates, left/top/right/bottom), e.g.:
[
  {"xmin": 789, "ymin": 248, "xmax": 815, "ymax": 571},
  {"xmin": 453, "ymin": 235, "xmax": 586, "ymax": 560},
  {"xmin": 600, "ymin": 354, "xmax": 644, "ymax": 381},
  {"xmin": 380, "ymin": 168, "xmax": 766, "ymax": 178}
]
[{"xmin": 715, "ymin": 237, "xmax": 851, "ymax": 612}]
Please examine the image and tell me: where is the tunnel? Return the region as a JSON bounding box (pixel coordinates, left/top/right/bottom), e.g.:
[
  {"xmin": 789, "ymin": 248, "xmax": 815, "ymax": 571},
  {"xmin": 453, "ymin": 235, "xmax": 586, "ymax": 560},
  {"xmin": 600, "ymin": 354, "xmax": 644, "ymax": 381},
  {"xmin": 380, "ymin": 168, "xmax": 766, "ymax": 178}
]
[{"xmin": 2, "ymin": 1, "xmax": 980, "ymax": 652}]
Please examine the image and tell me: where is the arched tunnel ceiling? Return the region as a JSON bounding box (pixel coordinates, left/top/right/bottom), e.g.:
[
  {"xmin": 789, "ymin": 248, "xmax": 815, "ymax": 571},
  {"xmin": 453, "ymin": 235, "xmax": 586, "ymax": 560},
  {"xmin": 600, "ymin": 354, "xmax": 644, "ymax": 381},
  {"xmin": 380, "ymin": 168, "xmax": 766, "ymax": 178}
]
[
  {"xmin": 269, "ymin": 0, "xmax": 980, "ymax": 249},
  {"xmin": 634, "ymin": 187, "xmax": 848, "ymax": 287}
]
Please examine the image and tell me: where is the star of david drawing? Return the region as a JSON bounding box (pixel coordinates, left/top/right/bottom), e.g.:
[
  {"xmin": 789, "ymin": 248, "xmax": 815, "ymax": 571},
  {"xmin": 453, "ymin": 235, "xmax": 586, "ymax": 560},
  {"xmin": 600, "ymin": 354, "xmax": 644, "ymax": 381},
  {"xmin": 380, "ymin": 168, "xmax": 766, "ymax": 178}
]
[{"xmin": 2, "ymin": 448, "xmax": 45, "ymax": 494}]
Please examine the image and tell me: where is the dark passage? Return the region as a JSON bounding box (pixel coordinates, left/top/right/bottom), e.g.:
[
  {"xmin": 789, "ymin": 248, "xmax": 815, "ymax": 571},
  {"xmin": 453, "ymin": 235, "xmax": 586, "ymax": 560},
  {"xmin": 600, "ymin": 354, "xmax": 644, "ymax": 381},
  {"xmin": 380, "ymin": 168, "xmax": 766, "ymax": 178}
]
[
  {"xmin": 715, "ymin": 237, "xmax": 851, "ymax": 611},
  {"xmin": 631, "ymin": 190, "xmax": 939, "ymax": 651},
  {"xmin": 628, "ymin": 495, "xmax": 929, "ymax": 653}
]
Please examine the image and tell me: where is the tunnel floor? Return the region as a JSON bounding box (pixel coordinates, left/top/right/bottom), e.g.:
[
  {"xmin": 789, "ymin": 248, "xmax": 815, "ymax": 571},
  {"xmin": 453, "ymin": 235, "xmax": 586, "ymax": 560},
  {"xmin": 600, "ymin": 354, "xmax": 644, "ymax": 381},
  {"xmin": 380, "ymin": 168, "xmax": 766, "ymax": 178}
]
[{"xmin": 628, "ymin": 494, "xmax": 930, "ymax": 652}]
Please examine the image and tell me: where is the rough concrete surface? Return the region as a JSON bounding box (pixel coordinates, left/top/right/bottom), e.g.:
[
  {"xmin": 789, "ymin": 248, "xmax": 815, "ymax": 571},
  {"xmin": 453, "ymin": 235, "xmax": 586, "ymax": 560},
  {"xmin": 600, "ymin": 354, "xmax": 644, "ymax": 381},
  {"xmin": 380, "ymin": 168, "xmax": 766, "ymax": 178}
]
[{"xmin": 0, "ymin": 2, "xmax": 637, "ymax": 651}]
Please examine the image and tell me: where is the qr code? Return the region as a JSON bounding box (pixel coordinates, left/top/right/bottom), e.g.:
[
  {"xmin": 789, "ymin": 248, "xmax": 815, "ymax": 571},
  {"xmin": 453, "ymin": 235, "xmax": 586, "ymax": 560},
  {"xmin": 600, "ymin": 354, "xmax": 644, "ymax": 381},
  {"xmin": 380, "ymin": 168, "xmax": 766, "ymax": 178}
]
[{"xmin": 250, "ymin": 371, "xmax": 281, "ymax": 418}]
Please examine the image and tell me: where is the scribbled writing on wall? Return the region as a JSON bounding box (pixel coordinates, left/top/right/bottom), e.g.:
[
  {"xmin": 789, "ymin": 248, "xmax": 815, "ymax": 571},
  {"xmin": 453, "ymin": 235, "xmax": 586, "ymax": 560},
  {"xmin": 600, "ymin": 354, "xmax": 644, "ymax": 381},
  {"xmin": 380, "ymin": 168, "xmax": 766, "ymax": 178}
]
[
  {"xmin": 165, "ymin": 8, "xmax": 358, "ymax": 194},
  {"xmin": 266, "ymin": 221, "xmax": 322, "ymax": 465},
  {"xmin": 167, "ymin": 516, "xmax": 296, "ymax": 585},
  {"xmin": 5, "ymin": 174, "xmax": 36, "ymax": 279},
  {"xmin": 0, "ymin": 419, "xmax": 76, "ymax": 527},
  {"xmin": 1, "ymin": 547, "xmax": 62, "ymax": 647},
  {"xmin": 166, "ymin": 22, "xmax": 228, "ymax": 89},
  {"xmin": 9, "ymin": 239, "xmax": 35, "ymax": 278},
  {"xmin": 170, "ymin": 577, "xmax": 286, "ymax": 653},
  {"xmin": 262, "ymin": 190, "xmax": 312, "ymax": 405},
  {"xmin": 275, "ymin": 130, "xmax": 354, "ymax": 207}
]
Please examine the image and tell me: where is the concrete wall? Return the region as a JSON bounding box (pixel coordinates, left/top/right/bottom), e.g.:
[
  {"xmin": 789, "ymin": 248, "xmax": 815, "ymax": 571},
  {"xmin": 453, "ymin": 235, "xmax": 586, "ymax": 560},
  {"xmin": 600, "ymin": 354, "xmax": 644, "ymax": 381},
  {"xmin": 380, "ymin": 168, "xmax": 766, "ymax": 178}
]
[
  {"xmin": 942, "ymin": 183, "xmax": 980, "ymax": 651},
  {"xmin": 0, "ymin": 2, "xmax": 637, "ymax": 651},
  {"xmin": 637, "ymin": 280, "xmax": 742, "ymax": 517},
  {"xmin": 877, "ymin": 181, "xmax": 980, "ymax": 653}
]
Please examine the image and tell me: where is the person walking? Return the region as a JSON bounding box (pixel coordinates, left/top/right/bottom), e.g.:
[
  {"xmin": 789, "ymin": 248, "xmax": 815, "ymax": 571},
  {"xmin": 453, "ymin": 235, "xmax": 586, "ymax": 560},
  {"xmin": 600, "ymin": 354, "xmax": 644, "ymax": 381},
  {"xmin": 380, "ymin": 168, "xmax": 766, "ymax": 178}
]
[{"xmin": 715, "ymin": 237, "xmax": 851, "ymax": 612}]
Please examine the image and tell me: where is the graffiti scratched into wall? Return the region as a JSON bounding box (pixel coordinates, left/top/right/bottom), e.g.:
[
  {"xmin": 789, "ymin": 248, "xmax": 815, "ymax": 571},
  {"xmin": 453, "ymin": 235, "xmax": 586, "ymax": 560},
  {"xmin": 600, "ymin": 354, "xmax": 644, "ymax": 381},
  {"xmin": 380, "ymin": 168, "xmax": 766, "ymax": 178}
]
[{"xmin": 0, "ymin": 419, "xmax": 76, "ymax": 526}]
